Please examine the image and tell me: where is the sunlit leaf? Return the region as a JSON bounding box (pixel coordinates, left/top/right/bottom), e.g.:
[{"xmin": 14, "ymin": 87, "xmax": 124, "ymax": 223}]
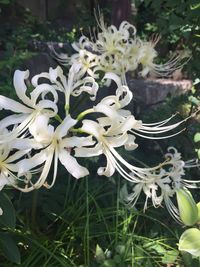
[
  {"xmin": 194, "ymin": 133, "xmax": 200, "ymax": 143},
  {"xmin": 179, "ymin": 228, "xmax": 200, "ymax": 257}
]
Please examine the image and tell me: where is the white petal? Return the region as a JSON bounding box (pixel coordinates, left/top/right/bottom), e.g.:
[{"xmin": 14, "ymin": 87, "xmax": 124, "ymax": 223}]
[
  {"xmin": 0, "ymin": 112, "xmax": 36, "ymax": 144},
  {"xmin": 31, "ymin": 72, "xmax": 50, "ymax": 87},
  {"xmin": 75, "ymin": 143, "xmax": 102, "ymax": 157},
  {"xmin": 17, "ymin": 150, "xmax": 47, "ymax": 175},
  {"xmin": 124, "ymin": 134, "xmax": 138, "ymax": 151},
  {"xmin": 59, "ymin": 149, "xmax": 89, "ymax": 179},
  {"xmin": 60, "ymin": 136, "xmax": 95, "ymax": 148},
  {"xmin": 103, "ymin": 72, "xmax": 122, "ymax": 88},
  {"xmin": 55, "ymin": 115, "xmax": 77, "ymax": 139},
  {"xmin": 49, "ymin": 66, "xmax": 67, "ymax": 91},
  {"xmin": 106, "ymin": 134, "xmax": 128, "ymax": 148},
  {"xmin": 0, "ymin": 96, "xmax": 32, "ymax": 113},
  {"xmin": 0, "ymin": 114, "xmax": 28, "ymax": 130},
  {"xmin": 116, "ymin": 86, "xmax": 133, "ymax": 108},
  {"xmin": 81, "ymin": 120, "xmax": 104, "ymax": 140},
  {"xmin": 94, "ymin": 103, "xmax": 119, "ymax": 120},
  {"xmin": 37, "ymin": 100, "xmax": 58, "ymax": 116},
  {"xmin": 97, "ymin": 153, "xmax": 115, "ymax": 177},
  {"xmin": 6, "ymin": 149, "xmax": 30, "ymax": 164},
  {"xmin": 0, "ymin": 173, "xmax": 15, "ymax": 190},
  {"xmin": 26, "ymin": 149, "xmax": 54, "ymax": 191},
  {"xmin": 30, "ymin": 84, "xmax": 58, "ymax": 105},
  {"xmin": 29, "ymin": 114, "xmax": 54, "ymax": 144},
  {"xmin": 10, "ymin": 138, "xmax": 43, "ymax": 150},
  {"xmin": 13, "ymin": 70, "xmax": 33, "ymax": 106}
]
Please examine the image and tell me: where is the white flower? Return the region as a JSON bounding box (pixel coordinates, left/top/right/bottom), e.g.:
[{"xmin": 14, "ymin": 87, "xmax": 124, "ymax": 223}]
[
  {"xmin": 0, "ymin": 70, "xmax": 58, "ymax": 143},
  {"xmin": 0, "ymin": 143, "xmax": 30, "ymax": 190},
  {"xmin": 122, "ymin": 147, "xmax": 200, "ymax": 221},
  {"xmin": 70, "ymin": 49, "xmax": 100, "ymax": 79},
  {"xmin": 75, "ymin": 115, "xmax": 174, "ymax": 183},
  {"xmin": 95, "ymin": 73, "xmax": 187, "ymax": 140},
  {"xmin": 17, "ymin": 114, "xmax": 94, "ymax": 191},
  {"xmin": 0, "ymin": 208, "xmax": 3, "ymax": 216},
  {"xmin": 32, "ymin": 65, "xmax": 99, "ymax": 113},
  {"xmin": 137, "ymin": 35, "xmax": 188, "ymax": 77}
]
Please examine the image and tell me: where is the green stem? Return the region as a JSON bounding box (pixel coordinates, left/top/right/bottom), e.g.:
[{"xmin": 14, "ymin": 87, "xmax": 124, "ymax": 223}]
[
  {"xmin": 54, "ymin": 114, "xmax": 63, "ymax": 123},
  {"xmin": 76, "ymin": 108, "xmax": 95, "ymax": 121},
  {"xmin": 31, "ymin": 190, "xmax": 38, "ymax": 231},
  {"xmin": 84, "ymin": 176, "xmax": 90, "ymax": 266}
]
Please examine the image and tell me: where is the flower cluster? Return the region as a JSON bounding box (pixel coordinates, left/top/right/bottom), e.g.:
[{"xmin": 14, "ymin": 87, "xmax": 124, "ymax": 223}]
[
  {"xmin": 122, "ymin": 147, "xmax": 200, "ymax": 218},
  {"xmin": 0, "ymin": 18, "xmax": 198, "ymax": 221},
  {"xmin": 53, "ymin": 14, "xmax": 188, "ymax": 84}
]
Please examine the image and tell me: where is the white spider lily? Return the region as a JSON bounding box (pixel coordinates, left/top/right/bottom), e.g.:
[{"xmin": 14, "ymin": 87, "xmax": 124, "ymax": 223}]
[
  {"xmin": 137, "ymin": 36, "xmax": 189, "ymax": 77},
  {"xmin": 93, "ymin": 13, "xmax": 136, "ymax": 54},
  {"xmin": 74, "ymin": 118, "xmax": 175, "ymax": 183},
  {"xmin": 0, "ymin": 70, "xmax": 58, "ymax": 143},
  {"xmin": 69, "ymin": 49, "xmax": 100, "ymax": 79},
  {"xmin": 17, "ymin": 114, "xmax": 94, "ymax": 192},
  {"xmin": 32, "ymin": 65, "xmax": 98, "ymax": 113},
  {"xmin": 122, "ymin": 147, "xmax": 200, "ymax": 221},
  {"xmin": 96, "ymin": 73, "xmax": 188, "ymax": 140},
  {"xmin": 0, "ymin": 143, "xmax": 30, "ymax": 190}
]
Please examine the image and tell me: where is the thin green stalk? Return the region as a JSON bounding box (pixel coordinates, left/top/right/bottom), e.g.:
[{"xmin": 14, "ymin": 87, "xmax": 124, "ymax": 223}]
[
  {"xmin": 84, "ymin": 176, "xmax": 90, "ymax": 266},
  {"xmin": 115, "ymin": 176, "xmax": 121, "ymax": 245},
  {"xmin": 31, "ymin": 190, "xmax": 38, "ymax": 231}
]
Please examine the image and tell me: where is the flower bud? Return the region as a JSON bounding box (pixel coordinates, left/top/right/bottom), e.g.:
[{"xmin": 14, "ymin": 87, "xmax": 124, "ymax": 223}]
[
  {"xmin": 176, "ymin": 188, "xmax": 198, "ymax": 226},
  {"xmin": 196, "ymin": 202, "xmax": 200, "ymax": 223}
]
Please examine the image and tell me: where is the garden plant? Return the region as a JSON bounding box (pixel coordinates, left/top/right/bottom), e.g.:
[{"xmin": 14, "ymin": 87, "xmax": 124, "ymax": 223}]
[{"xmin": 0, "ymin": 2, "xmax": 200, "ymax": 267}]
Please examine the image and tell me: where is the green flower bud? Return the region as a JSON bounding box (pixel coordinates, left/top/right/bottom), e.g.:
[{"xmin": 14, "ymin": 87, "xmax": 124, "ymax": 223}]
[
  {"xmin": 196, "ymin": 202, "xmax": 200, "ymax": 223},
  {"xmin": 176, "ymin": 188, "xmax": 198, "ymax": 226}
]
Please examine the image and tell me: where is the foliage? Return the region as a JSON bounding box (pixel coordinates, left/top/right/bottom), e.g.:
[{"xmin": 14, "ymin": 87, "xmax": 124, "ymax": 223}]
[{"xmin": 134, "ymin": 0, "xmax": 200, "ymax": 78}]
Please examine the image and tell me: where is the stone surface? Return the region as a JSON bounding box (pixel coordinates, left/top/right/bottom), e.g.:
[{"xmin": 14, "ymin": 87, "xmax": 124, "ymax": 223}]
[
  {"xmin": 21, "ymin": 53, "xmax": 57, "ymax": 78},
  {"xmin": 128, "ymin": 78, "xmax": 192, "ymax": 107}
]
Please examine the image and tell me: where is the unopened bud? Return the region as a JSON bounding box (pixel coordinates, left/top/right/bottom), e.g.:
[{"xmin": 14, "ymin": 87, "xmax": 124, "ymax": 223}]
[{"xmin": 176, "ymin": 188, "xmax": 198, "ymax": 226}]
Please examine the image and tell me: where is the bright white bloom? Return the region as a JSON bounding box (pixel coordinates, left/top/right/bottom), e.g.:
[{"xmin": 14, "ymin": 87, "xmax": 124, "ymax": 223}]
[
  {"xmin": 0, "ymin": 143, "xmax": 30, "ymax": 190},
  {"xmin": 96, "ymin": 73, "xmax": 188, "ymax": 140},
  {"xmin": 0, "ymin": 70, "xmax": 58, "ymax": 143},
  {"xmin": 69, "ymin": 49, "xmax": 100, "ymax": 79},
  {"xmin": 17, "ymin": 114, "xmax": 94, "ymax": 192},
  {"xmin": 137, "ymin": 35, "xmax": 188, "ymax": 77},
  {"xmin": 53, "ymin": 14, "xmax": 187, "ymax": 84},
  {"xmin": 122, "ymin": 147, "xmax": 200, "ymax": 220},
  {"xmin": 0, "ymin": 208, "xmax": 3, "ymax": 216},
  {"xmin": 32, "ymin": 65, "xmax": 98, "ymax": 113}
]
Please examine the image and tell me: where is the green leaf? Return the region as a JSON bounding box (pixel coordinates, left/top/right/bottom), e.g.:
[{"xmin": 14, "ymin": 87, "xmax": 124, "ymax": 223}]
[
  {"xmin": 115, "ymin": 244, "xmax": 126, "ymax": 255},
  {"xmin": 194, "ymin": 133, "xmax": 200, "ymax": 143},
  {"xmin": 0, "ymin": 193, "xmax": 16, "ymax": 229},
  {"xmin": 189, "ymin": 96, "xmax": 200, "ymax": 106},
  {"xmin": 0, "ymin": 232, "xmax": 21, "ymax": 264},
  {"xmin": 162, "ymin": 250, "xmax": 179, "ymax": 264},
  {"xmin": 179, "ymin": 228, "xmax": 200, "ymax": 257},
  {"xmin": 190, "ymin": 3, "xmax": 200, "ymax": 10},
  {"xmin": 102, "ymin": 259, "xmax": 116, "ymax": 267}
]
